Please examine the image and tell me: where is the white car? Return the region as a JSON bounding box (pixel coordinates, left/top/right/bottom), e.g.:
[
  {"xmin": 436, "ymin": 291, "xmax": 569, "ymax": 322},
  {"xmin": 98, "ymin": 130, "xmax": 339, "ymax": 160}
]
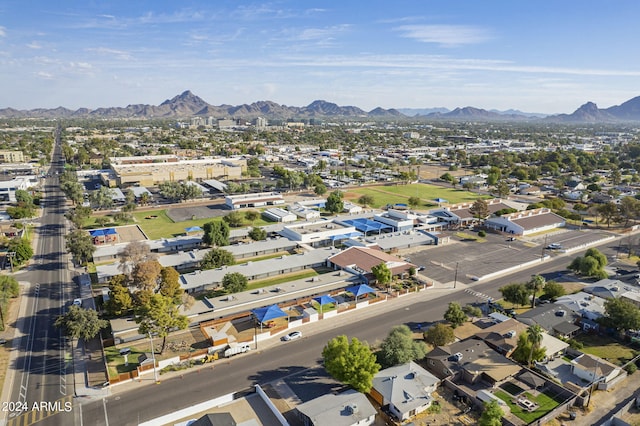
[
  {"xmin": 282, "ymin": 331, "xmax": 302, "ymax": 341},
  {"xmin": 72, "ymin": 298, "xmax": 82, "ymax": 307}
]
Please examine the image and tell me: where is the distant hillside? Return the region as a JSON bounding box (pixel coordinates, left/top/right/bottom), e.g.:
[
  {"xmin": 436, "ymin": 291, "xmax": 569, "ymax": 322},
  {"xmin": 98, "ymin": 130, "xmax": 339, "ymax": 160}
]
[{"xmin": 2, "ymin": 90, "xmax": 640, "ymax": 122}]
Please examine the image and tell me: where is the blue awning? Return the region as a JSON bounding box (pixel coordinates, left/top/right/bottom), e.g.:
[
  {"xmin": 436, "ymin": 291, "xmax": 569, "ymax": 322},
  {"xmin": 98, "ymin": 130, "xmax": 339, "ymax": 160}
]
[
  {"xmin": 252, "ymin": 304, "xmax": 287, "ymax": 323},
  {"xmin": 342, "ymin": 218, "xmax": 392, "ymax": 233},
  {"xmin": 346, "ymin": 284, "xmax": 377, "ymax": 297},
  {"xmin": 185, "ymin": 226, "xmax": 203, "ymax": 232},
  {"xmin": 329, "ymin": 231, "xmax": 363, "ymax": 241},
  {"xmin": 313, "ymin": 294, "xmax": 336, "ymax": 305},
  {"xmin": 89, "ymin": 229, "xmax": 105, "ymax": 237}
]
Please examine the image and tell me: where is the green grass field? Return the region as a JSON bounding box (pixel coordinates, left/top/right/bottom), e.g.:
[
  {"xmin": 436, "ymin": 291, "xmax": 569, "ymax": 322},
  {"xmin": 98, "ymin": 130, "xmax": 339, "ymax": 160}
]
[
  {"xmin": 575, "ymin": 334, "xmax": 638, "ymax": 366},
  {"xmin": 494, "ymin": 390, "xmax": 559, "ymax": 423},
  {"xmin": 344, "ymin": 183, "xmax": 487, "ymax": 209}
]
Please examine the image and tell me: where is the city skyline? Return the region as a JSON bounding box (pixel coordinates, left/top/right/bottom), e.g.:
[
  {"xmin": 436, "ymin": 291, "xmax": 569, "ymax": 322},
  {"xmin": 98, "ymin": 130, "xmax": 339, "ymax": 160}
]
[{"xmin": 1, "ymin": 0, "xmax": 638, "ymax": 114}]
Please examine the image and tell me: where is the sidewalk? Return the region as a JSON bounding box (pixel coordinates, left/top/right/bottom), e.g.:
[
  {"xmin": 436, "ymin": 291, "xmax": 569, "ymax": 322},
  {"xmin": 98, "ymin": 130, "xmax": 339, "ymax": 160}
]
[{"xmin": 90, "ymin": 277, "xmax": 460, "ymax": 398}]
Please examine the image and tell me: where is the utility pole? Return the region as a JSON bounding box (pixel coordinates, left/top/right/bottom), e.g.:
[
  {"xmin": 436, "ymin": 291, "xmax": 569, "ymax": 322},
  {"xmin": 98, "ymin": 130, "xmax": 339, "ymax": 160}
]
[{"xmin": 453, "ymin": 262, "xmax": 459, "ymax": 289}]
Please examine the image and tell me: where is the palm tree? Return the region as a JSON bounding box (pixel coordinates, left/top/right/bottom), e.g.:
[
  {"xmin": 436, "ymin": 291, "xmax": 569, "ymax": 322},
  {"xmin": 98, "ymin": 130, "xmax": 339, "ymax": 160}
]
[
  {"xmin": 527, "ymin": 324, "xmax": 544, "ymax": 367},
  {"xmin": 527, "ymin": 275, "xmax": 546, "ymax": 308}
]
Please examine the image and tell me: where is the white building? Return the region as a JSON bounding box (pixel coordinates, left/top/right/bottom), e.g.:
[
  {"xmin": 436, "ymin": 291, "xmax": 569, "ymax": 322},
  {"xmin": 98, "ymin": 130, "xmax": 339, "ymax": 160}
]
[
  {"xmin": 262, "ymin": 208, "xmax": 297, "ymax": 223},
  {"xmin": 0, "ymin": 176, "xmax": 33, "ymax": 202}
]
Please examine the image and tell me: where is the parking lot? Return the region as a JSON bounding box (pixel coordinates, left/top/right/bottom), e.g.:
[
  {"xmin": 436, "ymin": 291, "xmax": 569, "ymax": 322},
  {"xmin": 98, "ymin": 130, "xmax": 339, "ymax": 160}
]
[{"xmin": 408, "ymin": 229, "xmax": 616, "ymax": 285}]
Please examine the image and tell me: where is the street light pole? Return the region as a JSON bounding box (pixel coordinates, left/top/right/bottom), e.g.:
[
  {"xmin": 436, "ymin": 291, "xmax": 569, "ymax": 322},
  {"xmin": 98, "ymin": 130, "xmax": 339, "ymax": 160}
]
[
  {"xmin": 453, "ymin": 262, "xmax": 459, "ymax": 289},
  {"xmin": 148, "ymin": 332, "xmax": 159, "ymax": 384}
]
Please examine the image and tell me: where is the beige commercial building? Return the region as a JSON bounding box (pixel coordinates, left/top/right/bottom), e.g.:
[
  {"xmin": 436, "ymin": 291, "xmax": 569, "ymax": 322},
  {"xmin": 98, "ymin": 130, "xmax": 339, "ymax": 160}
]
[
  {"xmin": 0, "ymin": 150, "xmax": 25, "ymax": 163},
  {"xmin": 109, "ymin": 155, "xmax": 246, "ymax": 186}
]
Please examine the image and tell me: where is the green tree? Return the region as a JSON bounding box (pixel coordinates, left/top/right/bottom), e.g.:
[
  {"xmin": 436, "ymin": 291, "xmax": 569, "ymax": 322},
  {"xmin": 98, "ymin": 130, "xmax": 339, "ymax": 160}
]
[
  {"xmin": 55, "ymin": 306, "xmax": 108, "ymax": 342},
  {"xmin": 136, "ymin": 294, "xmax": 189, "ymax": 354},
  {"xmin": 407, "ymin": 196, "xmax": 421, "ymax": 209},
  {"xmin": 494, "ymin": 180, "xmax": 511, "ymax": 198},
  {"xmin": 597, "ymin": 202, "xmax": 620, "ymax": 228},
  {"xmin": 244, "ymin": 210, "xmax": 260, "ymax": 222},
  {"xmin": 222, "ymin": 272, "xmax": 248, "ymax": 293},
  {"xmin": 314, "ymin": 183, "xmax": 327, "ymax": 196},
  {"xmin": 248, "ymin": 227, "xmax": 267, "ymax": 241},
  {"xmin": 543, "ymin": 281, "xmax": 566, "ymax": 300},
  {"xmin": 131, "ymin": 259, "xmax": 163, "ymax": 292},
  {"xmin": 322, "ymin": 335, "xmax": 380, "ymax": 393},
  {"xmin": 600, "ymin": 298, "xmax": 640, "ymax": 332},
  {"xmin": 64, "ymin": 229, "xmax": 95, "ymax": 265},
  {"xmin": 423, "ymin": 323, "xmax": 455, "ymax": 346},
  {"xmin": 463, "ymin": 305, "xmax": 483, "ymax": 319},
  {"xmin": 527, "ymin": 275, "xmax": 546, "ymax": 308},
  {"xmin": 325, "ymin": 190, "xmax": 344, "ymax": 214},
  {"xmin": 201, "ymin": 248, "xmax": 236, "ymax": 270},
  {"xmin": 202, "ymin": 221, "xmax": 230, "ymax": 247},
  {"xmin": 444, "ymin": 302, "xmax": 467, "ymax": 329},
  {"xmin": 469, "ymin": 198, "xmax": 490, "ymax": 221},
  {"xmin": 371, "ymin": 262, "xmax": 392, "ymax": 286},
  {"xmin": 357, "ymin": 194, "xmax": 375, "ymax": 207},
  {"xmin": 568, "ymin": 248, "xmax": 608, "ymax": 279},
  {"xmin": 223, "ymin": 211, "xmax": 245, "ymax": 227},
  {"xmin": 118, "ymin": 241, "xmax": 155, "ymax": 277},
  {"xmin": 89, "ymin": 186, "xmax": 114, "ymax": 210},
  {"xmin": 65, "ymin": 206, "xmax": 93, "ymax": 229},
  {"xmin": 511, "ymin": 325, "xmax": 546, "ymax": 366},
  {"xmin": 105, "ymin": 275, "xmax": 133, "ymax": 316},
  {"xmin": 7, "ymin": 237, "xmax": 34, "ymax": 266},
  {"xmin": 499, "ymin": 283, "xmax": 530, "ymax": 308},
  {"xmin": 0, "ymin": 275, "xmax": 19, "ymax": 298},
  {"xmin": 440, "ymin": 172, "xmax": 455, "ymax": 184},
  {"xmin": 159, "ymin": 267, "xmax": 182, "ymax": 304},
  {"xmin": 378, "ymin": 325, "xmax": 428, "ymax": 368},
  {"xmin": 479, "ymin": 399, "xmax": 504, "ymax": 426}
]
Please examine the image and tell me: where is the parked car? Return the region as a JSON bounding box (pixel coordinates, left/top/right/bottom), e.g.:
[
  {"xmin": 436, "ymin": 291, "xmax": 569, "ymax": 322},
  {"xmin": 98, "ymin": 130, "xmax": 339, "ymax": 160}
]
[
  {"xmin": 72, "ymin": 298, "xmax": 82, "ymax": 307},
  {"xmin": 281, "ymin": 331, "xmax": 302, "ymax": 341},
  {"xmin": 546, "ymin": 243, "xmax": 562, "ymax": 249}
]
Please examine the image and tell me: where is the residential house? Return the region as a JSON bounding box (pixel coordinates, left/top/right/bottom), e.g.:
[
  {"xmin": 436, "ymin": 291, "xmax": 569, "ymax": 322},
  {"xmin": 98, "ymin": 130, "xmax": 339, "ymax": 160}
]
[
  {"xmin": 370, "ymin": 361, "xmax": 439, "ymax": 422},
  {"xmin": 571, "ymin": 353, "xmax": 622, "ymax": 384},
  {"xmin": 555, "ymin": 292, "xmax": 607, "ymax": 331},
  {"xmin": 516, "ymin": 304, "xmax": 580, "ymax": 338},
  {"xmin": 296, "ymin": 389, "xmax": 376, "ymax": 426}
]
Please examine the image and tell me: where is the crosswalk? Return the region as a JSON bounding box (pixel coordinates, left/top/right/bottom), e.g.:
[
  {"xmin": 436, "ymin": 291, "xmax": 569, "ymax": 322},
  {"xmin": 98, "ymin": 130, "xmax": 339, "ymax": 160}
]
[
  {"xmin": 6, "ymin": 395, "xmax": 73, "ymax": 426},
  {"xmin": 464, "ymin": 288, "xmax": 492, "ymax": 302}
]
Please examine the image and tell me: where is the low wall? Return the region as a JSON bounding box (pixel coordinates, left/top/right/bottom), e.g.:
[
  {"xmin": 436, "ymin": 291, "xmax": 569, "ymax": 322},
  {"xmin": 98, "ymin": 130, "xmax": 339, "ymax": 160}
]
[{"xmin": 255, "ymin": 384, "xmax": 289, "ymax": 426}]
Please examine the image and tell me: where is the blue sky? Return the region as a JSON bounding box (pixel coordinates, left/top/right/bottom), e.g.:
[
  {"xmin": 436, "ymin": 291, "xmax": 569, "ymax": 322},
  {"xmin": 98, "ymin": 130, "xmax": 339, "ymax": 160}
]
[{"xmin": 1, "ymin": 0, "xmax": 638, "ymax": 113}]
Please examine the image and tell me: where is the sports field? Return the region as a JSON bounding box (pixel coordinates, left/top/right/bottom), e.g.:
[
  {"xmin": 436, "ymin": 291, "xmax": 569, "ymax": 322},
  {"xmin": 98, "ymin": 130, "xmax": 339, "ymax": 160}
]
[{"xmin": 343, "ymin": 183, "xmax": 487, "ymax": 209}]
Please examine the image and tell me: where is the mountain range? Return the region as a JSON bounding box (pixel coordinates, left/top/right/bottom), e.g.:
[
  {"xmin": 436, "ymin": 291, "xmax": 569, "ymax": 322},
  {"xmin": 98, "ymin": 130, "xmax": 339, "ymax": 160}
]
[{"xmin": 2, "ymin": 90, "xmax": 640, "ymax": 123}]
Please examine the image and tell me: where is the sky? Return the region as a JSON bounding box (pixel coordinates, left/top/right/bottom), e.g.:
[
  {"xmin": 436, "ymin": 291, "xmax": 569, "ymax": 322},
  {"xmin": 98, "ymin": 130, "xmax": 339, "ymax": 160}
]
[{"xmin": 1, "ymin": 0, "xmax": 639, "ymax": 114}]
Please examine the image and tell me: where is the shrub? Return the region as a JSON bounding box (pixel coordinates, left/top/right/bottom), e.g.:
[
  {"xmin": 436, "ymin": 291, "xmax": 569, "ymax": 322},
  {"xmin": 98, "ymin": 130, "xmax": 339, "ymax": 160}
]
[
  {"xmin": 625, "ymin": 363, "xmax": 637, "ymax": 375},
  {"xmin": 478, "ymin": 230, "xmax": 487, "ymax": 237}
]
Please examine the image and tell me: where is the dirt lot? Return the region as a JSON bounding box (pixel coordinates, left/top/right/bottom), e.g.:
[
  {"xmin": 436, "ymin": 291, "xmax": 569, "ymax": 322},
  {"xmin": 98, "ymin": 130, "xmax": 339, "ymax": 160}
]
[{"xmin": 112, "ymin": 224, "xmax": 148, "ymax": 243}]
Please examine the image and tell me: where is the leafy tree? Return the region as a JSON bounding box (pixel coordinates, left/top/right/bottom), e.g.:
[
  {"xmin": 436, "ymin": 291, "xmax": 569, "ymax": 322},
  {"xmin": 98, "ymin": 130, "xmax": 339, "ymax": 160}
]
[
  {"xmin": 7, "ymin": 237, "xmax": 34, "ymax": 266},
  {"xmin": 463, "ymin": 305, "xmax": 483, "ymax": 319},
  {"xmin": 494, "ymin": 180, "xmax": 511, "ymax": 198},
  {"xmin": 64, "ymin": 230, "xmax": 95, "ymax": 265},
  {"xmin": 527, "ymin": 275, "xmax": 546, "ymax": 308},
  {"xmin": 597, "ymin": 202, "xmax": 620, "ymax": 228},
  {"xmin": 599, "ymin": 298, "xmax": 640, "ymax": 332},
  {"xmin": 511, "ymin": 325, "xmax": 546, "ymax": 366},
  {"xmin": 407, "ymin": 196, "xmax": 421, "ymax": 209},
  {"xmin": 568, "ymin": 248, "xmax": 608, "ymax": 279},
  {"xmin": 223, "ymin": 211, "xmax": 245, "ymax": 227},
  {"xmin": 222, "ymin": 272, "xmax": 248, "ymax": 293},
  {"xmin": 89, "ymin": 186, "xmax": 115, "ymax": 210},
  {"xmin": 244, "ymin": 210, "xmax": 260, "ymax": 222},
  {"xmin": 131, "ymin": 259, "xmax": 163, "ymax": 292},
  {"xmin": 499, "ymin": 283, "xmax": 530, "ymax": 308},
  {"xmin": 60, "ymin": 180, "xmax": 85, "ymax": 205},
  {"xmin": 202, "ymin": 221, "xmax": 230, "ymax": 247},
  {"xmin": 322, "ymin": 335, "xmax": 380, "ymax": 393},
  {"xmin": 371, "ymin": 262, "xmax": 392, "ymax": 286},
  {"xmin": 325, "ymin": 190, "xmax": 344, "ymax": 214},
  {"xmin": 179, "ymin": 293, "xmax": 196, "ymax": 312},
  {"xmin": 469, "ymin": 198, "xmax": 490, "ymax": 221},
  {"xmin": 543, "ymin": 281, "xmax": 566, "ymax": 300},
  {"xmin": 479, "ymin": 399, "xmax": 504, "ymax": 426},
  {"xmin": 0, "ymin": 275, "xmax": 19, "ymax": 298},
  {"xmin": 248, "ymin": 227, "xmax": 267, "ymax": 241},
  {"xmin": 357, "ymin": 194, "xmax": 375, "ymax": 207},
  {"xmin": 118, "ymin": 241, "xmax": 156, "ymax": 277},
  {"xmin": 444, "ymin": 302, "xmax": 467, "ymax": 329},
  {"xmin": 440, "ymin": 172, "xmax": 455, "ymax": 184},
  {"xmin": 314, "ymin": 183, "xmax": 327, "ymax": 196},
  {"xmin": 65, "ymin": 206, "xmax": 92, "ymax": 229},
  {"xmin": 105, "ymin": 275, "xmax": 133, "ymax": 316},
  {"xmin": 201, "ymin": 248, "xmax": 236, "ymax": 270},
  {"xmin": 55, "ymin": 306, "xmax": 108, "ymax": 342},
  {"xmin": 424, "ymin": 323, "xmax": 455, "ymax": 346},
  {"xmin": 378, "ymin": 325, "xmax": 428, "ymax": 368},
  {"xmin": 136, "ymin": 294, "xmax": 189, "ymax": 354},
  {"xmin": 158, "ymin": 267, "xmax": 182, "ymax": 303}
]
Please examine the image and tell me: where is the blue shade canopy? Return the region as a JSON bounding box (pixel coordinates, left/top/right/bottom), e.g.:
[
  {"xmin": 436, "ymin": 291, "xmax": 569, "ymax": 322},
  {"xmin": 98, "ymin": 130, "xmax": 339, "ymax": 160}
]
[
  {"xmin": 313, "ymin": 294, "xmax": 336, "ymax": 305},
  {"xmin": 89, "ymin": 229, "xmax": 105, "ymax": 237},
  {"xmin": 184, "ymin": 226, "xmax": 203, "ymax": 232},
  {"xmin": 346, "ymin": 284, "xmax": 377, "ymax": 297},
  {"xmin": 434, "ymin": 198, "xmax": 448, "ymax": 203},
  {"xmin": 252, "ymin": 304, "xmax": 287, "ymax": 323},
  {"xmin": 341, "ymin": 218, "xmax": 392, "ymax": 233}
]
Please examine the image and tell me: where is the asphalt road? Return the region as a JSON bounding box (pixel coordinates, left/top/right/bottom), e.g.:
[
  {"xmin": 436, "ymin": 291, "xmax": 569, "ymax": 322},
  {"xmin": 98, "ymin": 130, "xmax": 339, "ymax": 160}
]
[
  {"xmin": 79, "ymin": 247, "xmax": 593, "ymax": 426},
  {"xmin": 5, "ymin": 143, "xmax": 78, "ymax": 426}
]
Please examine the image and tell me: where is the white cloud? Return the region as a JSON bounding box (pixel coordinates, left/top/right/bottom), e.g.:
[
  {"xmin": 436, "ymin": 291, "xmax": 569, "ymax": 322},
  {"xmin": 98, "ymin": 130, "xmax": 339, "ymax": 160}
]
[
  {"xmin": 34, "ymin": 71, "xmax": 54, "ymax": 80},
  {"xmin": 85, "ymin": 47, "xmax": 132, "ymax": 61},
  {"xmin": 395, "ymin": 25, "xmax": 493, "ymax": 47},
  {"xmin": 0, "ymin": 26, "xmax": 6, "ymax": 37},
  {"xmin": 27, "ymin": 42, "xmax": 42, "ymax": 49}
]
